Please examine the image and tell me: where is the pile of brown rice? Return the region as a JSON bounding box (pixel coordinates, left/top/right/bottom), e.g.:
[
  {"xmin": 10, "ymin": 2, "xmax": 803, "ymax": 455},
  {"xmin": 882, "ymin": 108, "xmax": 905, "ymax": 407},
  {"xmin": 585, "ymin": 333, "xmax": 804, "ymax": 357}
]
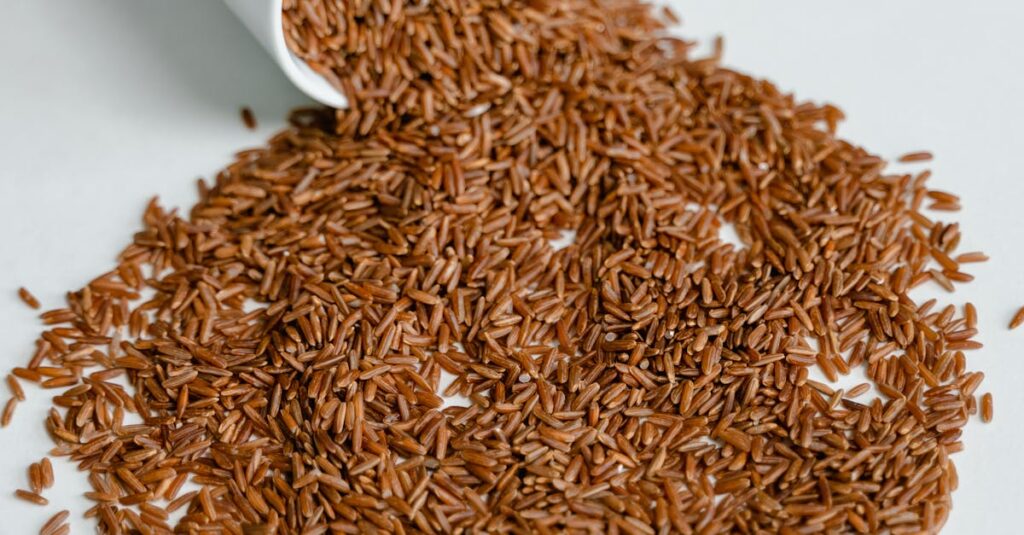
[{"xmin": 7, "ymin": 1, "xmax": 989, "ymax": 533}]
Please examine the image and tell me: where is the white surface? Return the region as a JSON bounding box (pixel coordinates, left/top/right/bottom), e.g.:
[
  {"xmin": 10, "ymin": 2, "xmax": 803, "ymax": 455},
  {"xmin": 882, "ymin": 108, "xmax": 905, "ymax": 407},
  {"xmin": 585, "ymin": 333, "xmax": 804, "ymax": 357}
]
[
  {"xmin": 0, "ymin": 1, "xmax": 1021, "ymax": 532},
  {"xmin": 222, "ymin": 0, "xmax": 348, "ymax": 108}
]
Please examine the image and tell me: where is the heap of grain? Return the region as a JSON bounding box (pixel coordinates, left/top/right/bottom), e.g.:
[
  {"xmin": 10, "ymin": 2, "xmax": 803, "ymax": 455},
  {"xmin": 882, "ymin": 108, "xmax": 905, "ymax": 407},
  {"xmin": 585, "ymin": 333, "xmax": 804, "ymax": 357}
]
[{"xmin": 9, "ymin": 1, "xmax": 987, "ymax": 533}]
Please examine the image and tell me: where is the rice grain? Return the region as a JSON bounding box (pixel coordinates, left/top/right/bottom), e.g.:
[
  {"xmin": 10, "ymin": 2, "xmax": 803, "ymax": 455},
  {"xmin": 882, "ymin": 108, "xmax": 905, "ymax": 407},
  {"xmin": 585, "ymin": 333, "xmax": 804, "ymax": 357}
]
[
  {"xmin": 1010, "ymin": 306, "xmax": 1024, "ymax": 329},
  {"xmin": 240, "ymin": 106, "xmax": 257, "ymax": 130},
  {"xmin": 0, "ymin": 1, "xmax": 991, "ymax": 532},
  {"xmin": 14, "ymin": 489, "xmax": 47, "ymax": 506},
  {"xmin": 17, "ymin": 287, "xmax": 40, "ymax": 309}
]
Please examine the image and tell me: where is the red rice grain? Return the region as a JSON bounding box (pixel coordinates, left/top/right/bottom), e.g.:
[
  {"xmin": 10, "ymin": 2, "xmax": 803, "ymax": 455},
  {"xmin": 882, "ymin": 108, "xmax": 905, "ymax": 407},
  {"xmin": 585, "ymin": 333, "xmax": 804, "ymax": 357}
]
[
  {"xmin": 17, "ymin": 287, "xmax": 40, "ymax": 309},
  {"xmin": 1, "ymin": 398, "xmax": 16, "ymax": 427},
  {"xmin": 40, "ymin": 457, "xmax": 53, "ymax": 489},
  {"xmin": 240, "ymin": 106, "xmax": 257, "ymax": 130},
  {"xmin": 14, "ymin": 489, "xmax": 47, "ymax": 506},
  {"xmin": 0, "ymin": 1, "xmax": 991, "ymax": 533},
  {"xmin": 899, "ymin": 150, "xmax": 934, "ymax": 162},
  {"xmin": 6, "ymin": 375, "xmax": 24, "ymax": 402},
  {"xmin": 1010, "ymin": 306, "xmax": 1024, "ymax": 329},
  {"xmin": 39, "ymin": 510, "xmax": 68, "ymax": 535}
]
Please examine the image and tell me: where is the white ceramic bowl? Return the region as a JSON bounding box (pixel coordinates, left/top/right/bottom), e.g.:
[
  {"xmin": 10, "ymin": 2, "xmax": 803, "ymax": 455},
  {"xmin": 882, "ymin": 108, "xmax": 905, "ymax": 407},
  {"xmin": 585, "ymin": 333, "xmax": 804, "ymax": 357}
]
[{"xmin": 222, "ymin": 0, "xmax": 348, "ymax": 108}]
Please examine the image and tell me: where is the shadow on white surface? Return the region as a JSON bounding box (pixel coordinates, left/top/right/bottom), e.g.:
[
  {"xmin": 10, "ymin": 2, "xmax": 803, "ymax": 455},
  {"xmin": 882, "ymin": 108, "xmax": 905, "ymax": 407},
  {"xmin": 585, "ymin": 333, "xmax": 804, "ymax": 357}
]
[{"xmin": 35, "ymin": 0, "xmax": 309, "ymax": 117}]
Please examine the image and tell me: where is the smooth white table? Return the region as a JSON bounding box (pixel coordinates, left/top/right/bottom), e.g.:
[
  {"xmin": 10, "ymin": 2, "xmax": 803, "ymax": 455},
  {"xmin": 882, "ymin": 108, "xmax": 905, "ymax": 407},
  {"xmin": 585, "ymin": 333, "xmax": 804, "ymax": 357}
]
[{"xmin": 1, "ymin": 1, "xmax": 1021, "ymax": 532}]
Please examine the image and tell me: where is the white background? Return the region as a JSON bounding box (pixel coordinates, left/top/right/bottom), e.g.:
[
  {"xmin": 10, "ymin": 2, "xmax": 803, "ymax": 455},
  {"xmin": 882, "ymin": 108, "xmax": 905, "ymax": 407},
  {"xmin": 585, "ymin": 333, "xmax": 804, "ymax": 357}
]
[{"xmin": 1, "ymin": 1, "xmax": 1022, "ymax": 532}]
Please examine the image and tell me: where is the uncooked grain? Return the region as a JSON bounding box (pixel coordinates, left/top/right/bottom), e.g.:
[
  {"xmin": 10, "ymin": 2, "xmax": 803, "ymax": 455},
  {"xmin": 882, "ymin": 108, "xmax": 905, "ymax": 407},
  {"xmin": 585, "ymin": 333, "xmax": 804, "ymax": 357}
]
[
  {"xmin": 899, "ymin": 150, "xmax": 934, "ymax": 163},
  {"xmin": 6, "ymin": 375, "xmax": 24, "ymax": 402},
  {"xmin": 40, "ymin": 457, "xmax": 53, "ymax": 489},
  {"xmin": 28, "ymin": 462, "xmax": 42, "ymax": 494},
  {"xmin": 14, "ymin": 489, "xmax": 47, "ymax": 506},
  {"xmin": 39, "ymin": 510, "xmax": 69, "ymax": 535},
  {"xmin": 1, "ymin": 397, "xmax": 16, "ymax": 427},
  {"xmin": 1, "ymin": 0, "xmax": 990, "ymax": 533},
  {"xmin": 1010, "ymin": 306, "xmax": 1024, "ymax": 329},
  {"xmin": 240, "ymin": 106, "xmax": 257, "ymax": 130},
  {"xmin": 17, "ymin": 287, "xmax": 40, "ymax": 309}
]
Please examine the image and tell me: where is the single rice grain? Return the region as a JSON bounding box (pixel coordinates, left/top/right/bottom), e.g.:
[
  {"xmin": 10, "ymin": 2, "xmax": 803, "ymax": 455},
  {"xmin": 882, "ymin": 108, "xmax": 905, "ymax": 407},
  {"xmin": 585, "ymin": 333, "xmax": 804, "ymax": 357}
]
[
  {"xmin": 14, "ymin": 489, "xmax": 47, "ymax": 506},
  {"xmin": 39, "ymin": 510, "xmax": 68, "ymax": 535},
  {"xmin": 899, "ymin": 150, "xmax": 934, "ymax": 162},
  {"xmin": 1010, "ymin": 306, "xmax": 1024, "ymax": 329},
  {"xmin": 240, "ymin": 106, "xmax": 257, "ymax": 130},
  {"xmin": 17, "ymin": 287, "xmax": 40, "ymax": 309}
]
